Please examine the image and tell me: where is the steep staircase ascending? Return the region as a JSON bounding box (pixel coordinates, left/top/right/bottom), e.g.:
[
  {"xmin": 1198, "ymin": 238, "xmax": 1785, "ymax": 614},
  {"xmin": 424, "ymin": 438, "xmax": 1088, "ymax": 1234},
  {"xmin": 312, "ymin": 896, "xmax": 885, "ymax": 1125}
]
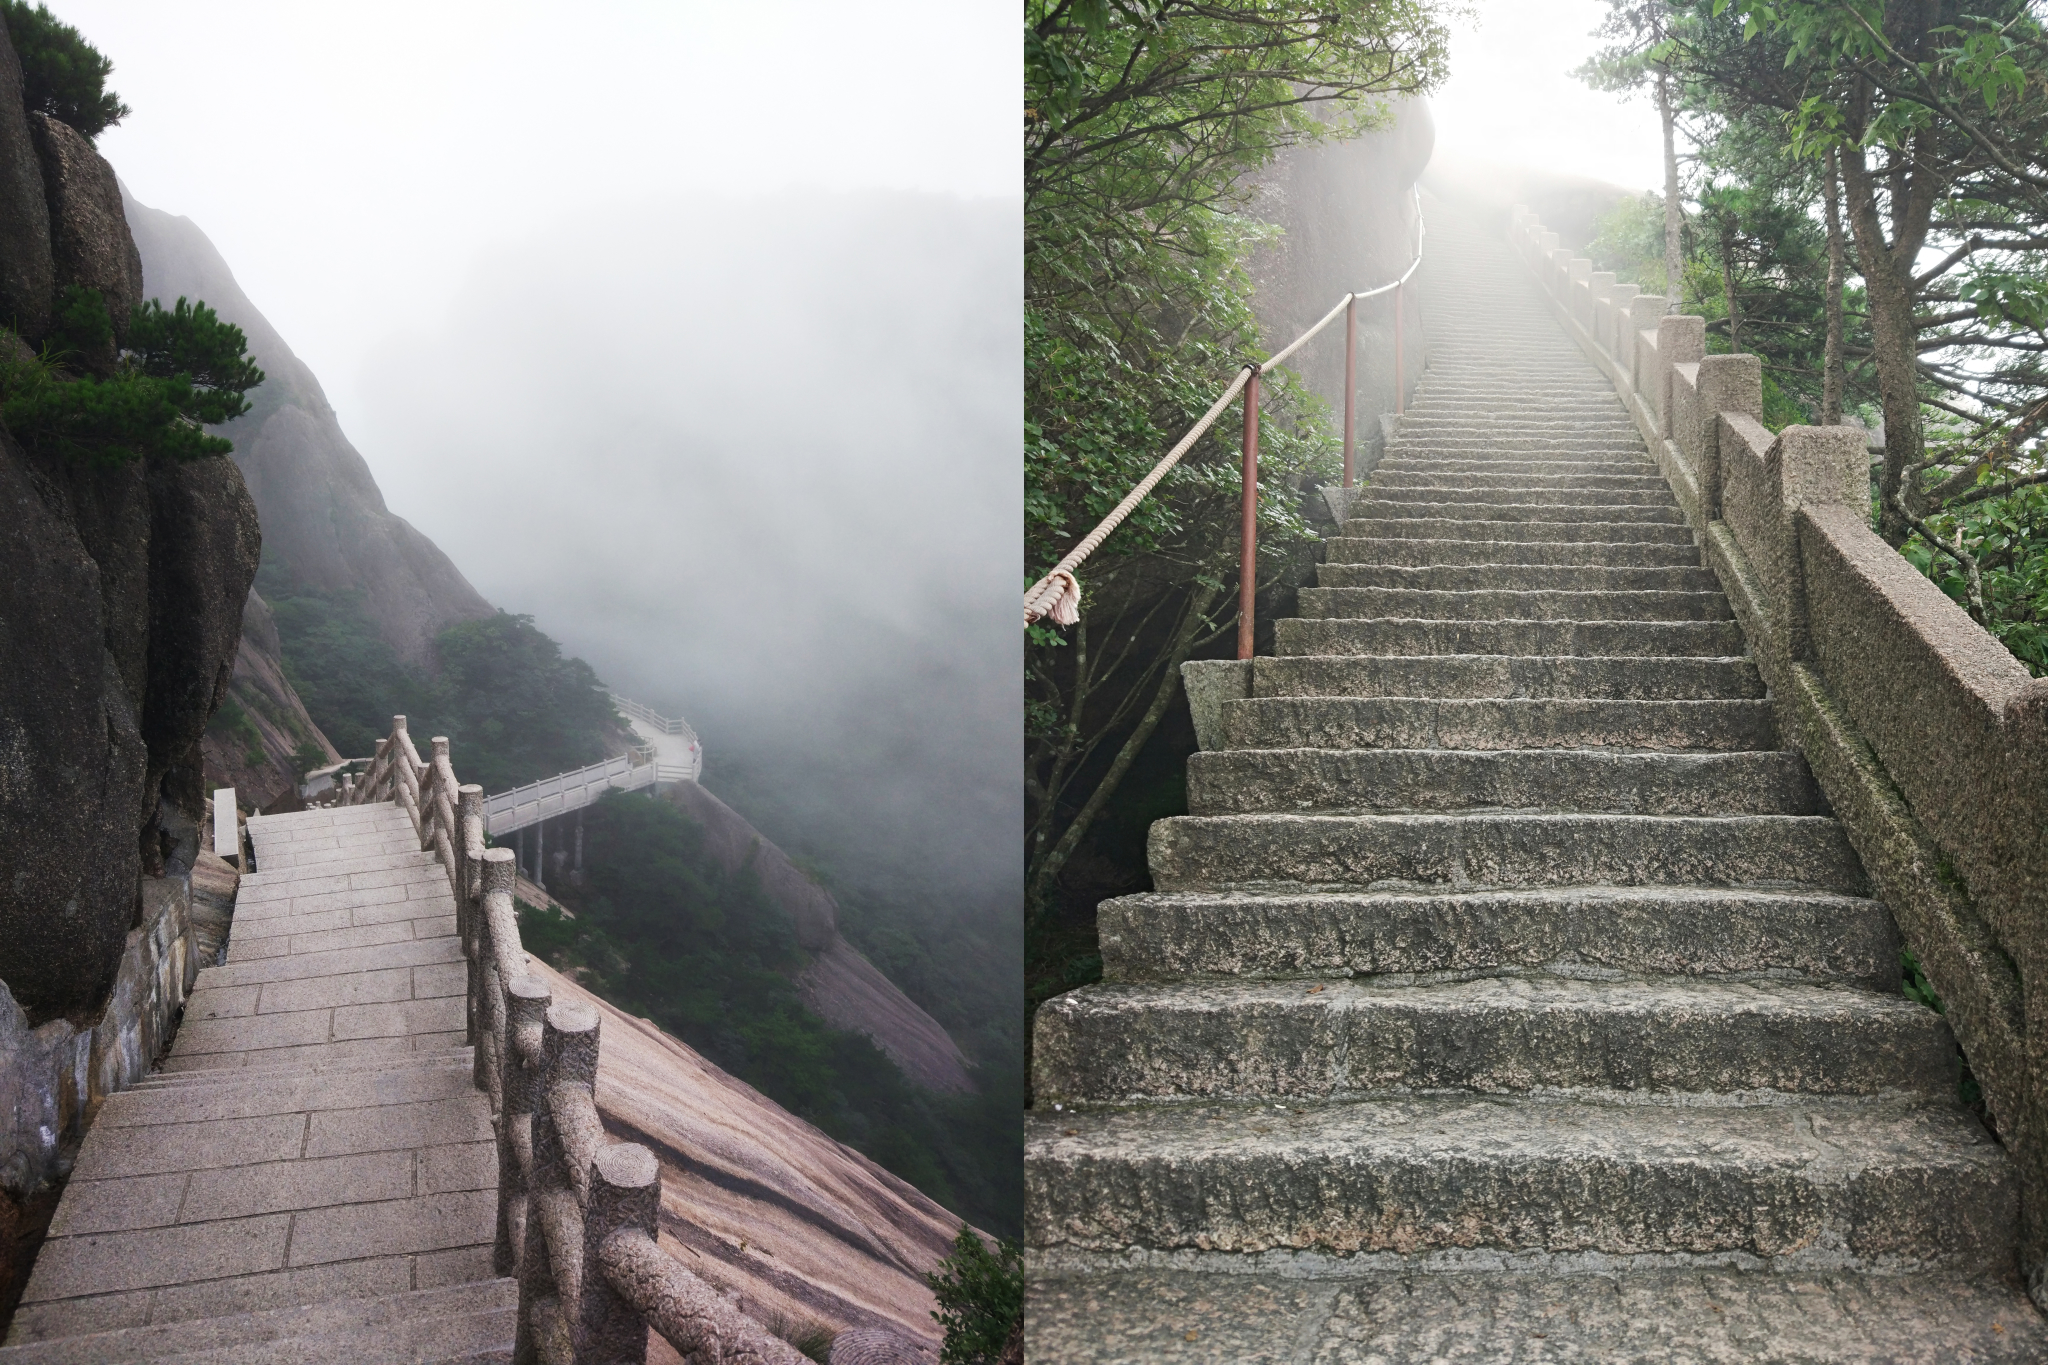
[
  {"xmin": 1023, "ymin": 209, "xmax": 2048, "ymax": 1360},
  {"xmin": 1, "ymin": 803, "xmax": 515, "ymax": 1363}
]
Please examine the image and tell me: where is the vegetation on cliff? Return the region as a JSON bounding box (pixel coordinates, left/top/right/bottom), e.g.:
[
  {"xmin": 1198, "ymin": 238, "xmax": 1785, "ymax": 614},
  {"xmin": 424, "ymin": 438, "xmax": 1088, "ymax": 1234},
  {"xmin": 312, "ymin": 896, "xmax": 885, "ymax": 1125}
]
[
  {"xmin": 1, "ymin": 292, "xmax": 264, "ymax": 465},
  {"xmin": 257, "ymin": 559, "xmax": 613, "ymax": 788},
  {"xmin": 1024, "ymin": 0, "xmax": 1451, "ymax": 1020},
  {"xmin": 924, "ymin": 1225, "xmax": 1024, "ymax": 1364},
  {"xmin": 0, "ymin": 1, "xmax": 126, "ymax": 140},
  {"xmin": 1583, "ymin": 0, "xmax": 2048, "ymax": 674},
  {"xmin": 517, "ymin": 791, "xmax": 1021, "ymax": 1239}
]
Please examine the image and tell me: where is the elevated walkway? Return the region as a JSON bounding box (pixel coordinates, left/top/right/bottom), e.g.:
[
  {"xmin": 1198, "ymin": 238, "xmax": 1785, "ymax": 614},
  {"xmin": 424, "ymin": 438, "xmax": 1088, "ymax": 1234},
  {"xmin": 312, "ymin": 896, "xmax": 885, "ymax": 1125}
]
[{"xmin": 0, "ymin": 803, "xmax": 513, "ymax": 1362}]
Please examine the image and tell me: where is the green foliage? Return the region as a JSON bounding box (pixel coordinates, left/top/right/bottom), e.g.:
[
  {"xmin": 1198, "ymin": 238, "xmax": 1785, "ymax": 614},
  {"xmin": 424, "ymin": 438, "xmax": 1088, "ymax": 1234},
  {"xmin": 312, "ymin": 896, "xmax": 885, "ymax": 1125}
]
[
  {"xmin": 520, "ymin": 792, "xmax": 1020, "ymax": 1238},
  {"xmin": 260, "ymin": 564, "xmax": 617, "ymax": 787},
  {"xmin": 0, "ymin": 294, "xmax": 263, "ymax": 466},
  {"xmin": 48, "ymin": 284, "xmax": 111, "ymax": 356},
  {"xmin": 924, "ymin": 1225, "xmax": 1023, "ymax": 1365},
  {"xmin": 206, "ymin": 695, "xmax": 267, "ymax": 768},
  {"xmin": 763, "ymin": 1313, "xmax": 836, "ymax": 1363},
  {"xmin": 1901, "ymin": 480, "xmax": 2048, "ymax": 676},
  {"xmin": 1586, "ymin": 192, "xmax": 1671, "ymax": 295},
  {"xmin": 290, "ymin": 739, "xmax": 329, "ymax": 779},
  {"xmin": 434, "ymin": 613, "xmax": 614, "ymax": 793},
  {"xmin": 1025, "ymin": 0, "xmax": 1450, "ymax": 934},
  {"xmin": 0, "ymin": 1, "xmax": 128, "ymax": 139}
]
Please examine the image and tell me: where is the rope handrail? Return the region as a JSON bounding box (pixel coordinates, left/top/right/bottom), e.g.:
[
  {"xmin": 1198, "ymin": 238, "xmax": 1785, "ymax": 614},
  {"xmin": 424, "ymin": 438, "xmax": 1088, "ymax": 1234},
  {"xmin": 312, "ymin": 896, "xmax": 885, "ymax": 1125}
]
[
  {"xmin": 342, "ymin": 715, "xmax": 823, "ymax": 1364},
  {"xmin": 1024, "ymin": 190, "xmax": 1425, "ymax": 640}
]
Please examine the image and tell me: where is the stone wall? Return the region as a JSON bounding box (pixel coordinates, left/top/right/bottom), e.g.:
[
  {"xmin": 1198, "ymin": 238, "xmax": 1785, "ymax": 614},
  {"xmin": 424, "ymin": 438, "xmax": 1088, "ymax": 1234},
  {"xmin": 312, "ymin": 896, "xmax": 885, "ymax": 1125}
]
[{"xmin": 1509, "ymin": 204, "xmax": 2048, "ymax": 1302}]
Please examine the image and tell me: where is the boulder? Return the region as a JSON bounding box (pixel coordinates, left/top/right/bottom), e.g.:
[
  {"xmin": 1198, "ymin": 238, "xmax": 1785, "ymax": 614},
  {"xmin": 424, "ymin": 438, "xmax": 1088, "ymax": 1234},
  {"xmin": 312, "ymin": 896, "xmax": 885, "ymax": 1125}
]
[
  {"xmin": 0, "ymin": 20, "xmax": 53, "ymax": 339},
  {"xmin": 0, "ymin": 432, "xmax": 149, "ymax": 1024},
  {"xmin": 29, "ymin": 111, "xmax": 143, "ymax": 360}
]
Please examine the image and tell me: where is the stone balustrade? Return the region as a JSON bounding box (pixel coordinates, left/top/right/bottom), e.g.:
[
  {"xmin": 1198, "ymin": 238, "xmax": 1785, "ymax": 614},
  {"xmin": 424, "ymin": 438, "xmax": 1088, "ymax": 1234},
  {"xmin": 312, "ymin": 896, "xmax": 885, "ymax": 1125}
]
[
  {"xmin": 1509, "ymin": 206, "xmax": 2048, "ymax": 1296},
  {"xmin": 347, "ymin": 717, "xmax": 812, "ymax": 1364}
]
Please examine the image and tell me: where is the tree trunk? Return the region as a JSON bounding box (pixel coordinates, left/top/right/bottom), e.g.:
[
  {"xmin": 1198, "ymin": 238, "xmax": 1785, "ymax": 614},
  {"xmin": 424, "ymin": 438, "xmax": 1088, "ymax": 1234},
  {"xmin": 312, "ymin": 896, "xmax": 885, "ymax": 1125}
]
[
  {"xmin": 1838, "ymin": 139, "xmax": 1927, "ymax": 543},
  {"xmin": 1024, "ymin": 580, "xmax": 1222, "ymax": 912},
  {"xmin": 1658, "ymin": 69, "xmax": 1683, "ymax": 310},
  {"xmin": 1719, "ymin": 213, "xmax": 1741, "ymax": 355},
  {"xmin": 1821, "ymin": 146, "xmax": 1846, "ymax": 427}
]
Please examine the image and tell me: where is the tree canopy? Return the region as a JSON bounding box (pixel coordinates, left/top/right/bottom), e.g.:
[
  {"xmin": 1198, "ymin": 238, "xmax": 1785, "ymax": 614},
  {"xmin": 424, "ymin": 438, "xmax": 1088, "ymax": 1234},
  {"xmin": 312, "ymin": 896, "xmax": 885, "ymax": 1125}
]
[{"xmin": 0, "ymin": 0, "xmax": 128, "ymax": 139}]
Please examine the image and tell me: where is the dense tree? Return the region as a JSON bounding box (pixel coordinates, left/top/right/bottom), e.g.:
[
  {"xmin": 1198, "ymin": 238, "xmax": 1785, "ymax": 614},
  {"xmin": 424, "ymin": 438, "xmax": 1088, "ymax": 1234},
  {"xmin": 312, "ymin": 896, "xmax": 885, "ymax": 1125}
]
[
  {"xmin": 0, "ymin": 0, "xmax": 127, "ymax": 139},
  {"xmin": 1, "ymin": 293, "xmax": 265, "ymax": 465},
  {"xmin": 1598, "ymin": 1, "xmax": 2048, "ymax": 669},
  {"xmin": 1024, "ymin": 0, "xmax": 1452, "ymax": 993}
]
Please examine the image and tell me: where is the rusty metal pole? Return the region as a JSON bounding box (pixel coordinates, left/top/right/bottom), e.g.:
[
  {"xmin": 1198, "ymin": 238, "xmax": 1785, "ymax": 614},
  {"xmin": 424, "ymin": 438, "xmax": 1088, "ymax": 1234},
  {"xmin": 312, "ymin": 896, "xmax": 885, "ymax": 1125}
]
[
  {"xmin": 1342, "ymin": 295, "xmax": 1357, "ymax": 487},
  {"xmin": 1237, "ymin": 367, "xmax": 1261, "ymax": 662},
  {"xmin": 1394, "ymin": 282, "xmax": 1406, "ymax": 416}
]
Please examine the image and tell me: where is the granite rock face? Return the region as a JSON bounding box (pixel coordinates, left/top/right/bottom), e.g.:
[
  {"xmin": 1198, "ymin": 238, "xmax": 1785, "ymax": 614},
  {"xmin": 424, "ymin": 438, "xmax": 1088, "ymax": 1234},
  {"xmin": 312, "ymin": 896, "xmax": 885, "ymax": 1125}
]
[
  {"xmin": 122, "ymin": 192, "xmax": 494, "ymax": 669},
  {"xmin": 0, "ymin": 22, "xmax": 51, "ymax": 340},
  {"xmin": 28, "ymin": 111, "xmax": 142, "ymax": 359},
  {"xmin": 200, "ymin": 588, "xmax": 341, "ymax": 812}
]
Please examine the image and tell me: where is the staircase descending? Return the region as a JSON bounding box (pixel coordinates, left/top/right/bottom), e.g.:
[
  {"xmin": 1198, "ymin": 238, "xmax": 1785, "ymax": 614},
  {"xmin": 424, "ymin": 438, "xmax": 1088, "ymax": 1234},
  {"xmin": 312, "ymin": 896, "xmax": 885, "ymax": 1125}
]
[
  {"xmin": 1023, "ymin": 210, "xmax": 2048, "ymax": 1360},
  {"xmin": 1, "ymin": 803, "xmax": 514, "ymax": 1363}
]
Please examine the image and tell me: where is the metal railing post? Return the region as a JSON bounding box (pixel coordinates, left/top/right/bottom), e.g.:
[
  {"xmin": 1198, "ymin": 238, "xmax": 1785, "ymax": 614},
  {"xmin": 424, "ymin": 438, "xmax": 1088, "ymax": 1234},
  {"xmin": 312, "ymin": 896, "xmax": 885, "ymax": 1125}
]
[
  {"xmin": 1395, "ymin": 281, "xmax": 1406, "ymax": 416},
  {"xmin": 1342, "ymin": 294, "xmax": 1357, "ymax": 488},
  {"xmin": 1237, "ymin": 366, "xmax": 1261, "ymax": 662}
]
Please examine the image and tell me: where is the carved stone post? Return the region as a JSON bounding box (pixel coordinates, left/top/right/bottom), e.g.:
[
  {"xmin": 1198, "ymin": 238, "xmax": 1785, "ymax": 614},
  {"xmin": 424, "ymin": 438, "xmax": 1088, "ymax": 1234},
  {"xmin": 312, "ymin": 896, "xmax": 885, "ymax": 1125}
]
[
  {"xmin": 477, "ymin": 848, "xmax": 518, "ymax": 1094},
  {"xmin": 579, "ymin": 1144, "xmax": 660, "ymax": 1363},
  {"xmin": 499, "ymin": 974, "xmax": 552, "ymax": 1278},
  {"xmin": 518, "ymin": 1000, "xmax": 600, "ymax": 1365}
]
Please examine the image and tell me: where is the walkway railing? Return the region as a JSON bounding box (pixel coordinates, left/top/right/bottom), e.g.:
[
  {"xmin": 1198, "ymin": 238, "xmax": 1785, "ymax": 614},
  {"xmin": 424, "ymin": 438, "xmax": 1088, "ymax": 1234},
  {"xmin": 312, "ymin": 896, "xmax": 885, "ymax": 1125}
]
[
  {"xmin": 346, "ymin": 715, "xmax": 810, "ymax": 1364},
  {"xmin": 1023, "ymin": 190, "xmax": 1424, "ymax": 660},
  {"xmin": 1510, "ymin": 204, "xmax": 2048, "ymax": 1288},
  {"xmin": 610, "ymin": 691, "xmax": 703, "ymax": 783},
  {"xmin": 483, "ymin": 754, "xmax": 655, "ymax": 838}
]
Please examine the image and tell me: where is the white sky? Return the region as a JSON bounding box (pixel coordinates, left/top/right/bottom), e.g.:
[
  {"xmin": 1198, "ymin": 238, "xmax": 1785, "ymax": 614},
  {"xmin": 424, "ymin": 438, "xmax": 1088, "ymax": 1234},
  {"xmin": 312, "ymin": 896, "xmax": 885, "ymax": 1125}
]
[
  {"xmin": 1430, "ymin": 0, "xmax": 1666, "ymax": 193},
  {"xmin": 49, "ymin": 0, "xmax": 1016, "ymax": 429}
]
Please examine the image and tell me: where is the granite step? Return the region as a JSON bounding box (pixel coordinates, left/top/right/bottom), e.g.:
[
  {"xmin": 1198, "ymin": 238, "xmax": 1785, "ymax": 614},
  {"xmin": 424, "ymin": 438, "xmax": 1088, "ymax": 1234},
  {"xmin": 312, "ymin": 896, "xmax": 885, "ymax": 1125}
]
[
  {"xmin": 1186, "ymin": 747, "xmax": 1812, "ymax": 816},
  {"xmin": 1032, "ymin": 974, "xmax": 1952, "ymax": 1101},
  {"xmin": 1096, "ymin": 884, "xmax": 1895, "ymax": 984},
  {"xmin": 1249, "ymin": 654, "xmax": 1762, "ymax": 700},
  {"xmin": 1024, "ymin": 1095, "xmax": 2012, "ymax": 1268},
  {"xmin": 1320, "ymin": 536, "xmax": 1703, "ymax": 569},
  {"xmin": 1023, "ymin": 1265, "xmax": 2048, "ymax": 1364},
  {"xmin": 1341, "ymin": 517, "xmax": 1697, "ymax": 545},
  {"xmin": 1147, "ymin": 811, "xmax": 1862, "ymax": 892},
  {"xmin": 1310, "ymin": 561, "xmax": 1720, "ymax": 592},
  {"xmin": 1220, "ymin": 696, "xmax": 1778, "ymax": 752},
  {"xmin": 1298, "ymin": 586, "xmax": 1731, "ymax": 622},
  {"xmin": 1273, "ymin": 617, "xmax": 1746, "ymax": 657}
]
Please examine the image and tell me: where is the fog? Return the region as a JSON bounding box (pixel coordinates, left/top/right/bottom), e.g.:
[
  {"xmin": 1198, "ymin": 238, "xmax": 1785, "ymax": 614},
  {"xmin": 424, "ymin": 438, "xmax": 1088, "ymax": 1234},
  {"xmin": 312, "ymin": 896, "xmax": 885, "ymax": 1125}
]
[
  {"xmin": 362, "ymin": 192, "xmax": 1022, "ymax": 908},
  {"xmin": 57, "ymin": 1, "xmax": 1022, "ymax": 914}
]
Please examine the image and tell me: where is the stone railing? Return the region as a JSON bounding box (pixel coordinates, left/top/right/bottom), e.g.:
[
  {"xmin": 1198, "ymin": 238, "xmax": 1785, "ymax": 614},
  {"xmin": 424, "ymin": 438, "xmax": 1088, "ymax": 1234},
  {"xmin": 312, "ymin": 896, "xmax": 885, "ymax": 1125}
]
[
  {"xmin": 348, "ymin": 716, "xmax": 810, "ymax": 1364},
  {"xmin": 1509, "ymin": 207, "xmax": 2048, "ymax": 1296}
]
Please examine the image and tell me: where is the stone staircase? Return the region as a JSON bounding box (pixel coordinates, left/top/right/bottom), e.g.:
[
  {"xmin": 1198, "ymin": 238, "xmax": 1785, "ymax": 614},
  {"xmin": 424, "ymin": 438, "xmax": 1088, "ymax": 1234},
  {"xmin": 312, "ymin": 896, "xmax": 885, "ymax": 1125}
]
[
  {"xmin": 1022, "ymin": 209, "xmax": 2048, "ymax": 1360},
  {"xmin": 1, "ymin": 802, "xmax": 514, "ymax": 1363}
]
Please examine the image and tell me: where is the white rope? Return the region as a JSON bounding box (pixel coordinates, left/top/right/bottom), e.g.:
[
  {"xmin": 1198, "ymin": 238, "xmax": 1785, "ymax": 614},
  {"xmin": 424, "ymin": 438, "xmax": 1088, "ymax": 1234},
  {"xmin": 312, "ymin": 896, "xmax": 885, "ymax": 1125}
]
[{"xmin": 1026, "ymin": 192, "xmax": 1425, "ymax": 627}]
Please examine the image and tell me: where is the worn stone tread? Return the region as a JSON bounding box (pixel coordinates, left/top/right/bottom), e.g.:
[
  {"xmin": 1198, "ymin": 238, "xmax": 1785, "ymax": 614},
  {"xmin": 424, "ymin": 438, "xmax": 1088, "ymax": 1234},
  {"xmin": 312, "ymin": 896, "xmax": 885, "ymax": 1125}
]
[{"xmin": 1023, "ymin": 1265, "xmax": 2048, "ymax": 1364}]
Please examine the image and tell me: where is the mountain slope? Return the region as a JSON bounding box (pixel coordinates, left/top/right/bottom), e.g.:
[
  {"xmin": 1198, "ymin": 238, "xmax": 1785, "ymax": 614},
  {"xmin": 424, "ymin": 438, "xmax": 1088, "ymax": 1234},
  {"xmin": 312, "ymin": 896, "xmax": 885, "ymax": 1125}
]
[{"xmin": 121, "ymin": 189, "xmax": 493, "ymax": 669}]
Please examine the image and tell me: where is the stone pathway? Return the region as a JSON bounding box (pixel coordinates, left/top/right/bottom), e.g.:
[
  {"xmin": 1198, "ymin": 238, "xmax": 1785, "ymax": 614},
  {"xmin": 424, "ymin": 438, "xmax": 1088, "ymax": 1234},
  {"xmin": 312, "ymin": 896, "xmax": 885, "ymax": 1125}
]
[
  {"xmin": 1, "ymin": 802, "xmax": 515, "ymax": 1362},
  {"xmin": 1022, "ymin": 204, "xmax": 2048, "ymax": 1361}
]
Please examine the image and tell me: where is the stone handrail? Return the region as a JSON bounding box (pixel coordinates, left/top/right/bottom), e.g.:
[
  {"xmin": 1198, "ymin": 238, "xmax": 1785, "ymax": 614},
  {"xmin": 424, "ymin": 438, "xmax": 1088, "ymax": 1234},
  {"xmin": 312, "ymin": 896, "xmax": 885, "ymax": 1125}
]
[
  {"xmin": 346, "ymin": 715, "xmax": 810, "ymax": 1363},
  {"xmin": 1509, "ymin": 206, "xmax": 2048, "ymax": 1293}
]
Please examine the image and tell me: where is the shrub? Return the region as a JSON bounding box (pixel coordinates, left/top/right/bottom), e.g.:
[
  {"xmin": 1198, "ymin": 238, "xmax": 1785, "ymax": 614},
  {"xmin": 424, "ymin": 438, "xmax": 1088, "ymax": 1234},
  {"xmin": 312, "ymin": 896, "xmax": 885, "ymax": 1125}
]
[
  {"xmin": 925, "ymin": 1225, "xmax": 1022, "ymax": 1365},
  {"xmin": 0, "ymin": 1, "xmax": 127, "ymax": 139}
]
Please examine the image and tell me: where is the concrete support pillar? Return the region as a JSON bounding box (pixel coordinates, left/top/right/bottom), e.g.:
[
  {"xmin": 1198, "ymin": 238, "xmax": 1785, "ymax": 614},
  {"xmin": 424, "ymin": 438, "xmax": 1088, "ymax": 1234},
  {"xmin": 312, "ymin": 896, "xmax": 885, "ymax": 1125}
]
[{"xmin": 535, "ymin": 817, "xmax": 546, "ymax": 891}]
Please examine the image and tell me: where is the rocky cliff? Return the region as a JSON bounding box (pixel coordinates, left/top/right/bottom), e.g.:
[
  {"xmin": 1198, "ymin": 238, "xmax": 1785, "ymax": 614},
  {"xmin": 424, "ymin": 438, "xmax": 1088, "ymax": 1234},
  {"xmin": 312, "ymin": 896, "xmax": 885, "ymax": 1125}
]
[
  {"xmin": 537, "ymin": 961, "xmax": 954, "ymax": 1349},
  {"xmin": 199, "ymin": 587, "xmax": 343, "ymax": 811},
  {"xmin": 119, "ymin": 193, "xmax": 494, "ymax": 669},
  {"xmin": 0, "ymin": 16, "xmax": 259, "ymax": 1318}
]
